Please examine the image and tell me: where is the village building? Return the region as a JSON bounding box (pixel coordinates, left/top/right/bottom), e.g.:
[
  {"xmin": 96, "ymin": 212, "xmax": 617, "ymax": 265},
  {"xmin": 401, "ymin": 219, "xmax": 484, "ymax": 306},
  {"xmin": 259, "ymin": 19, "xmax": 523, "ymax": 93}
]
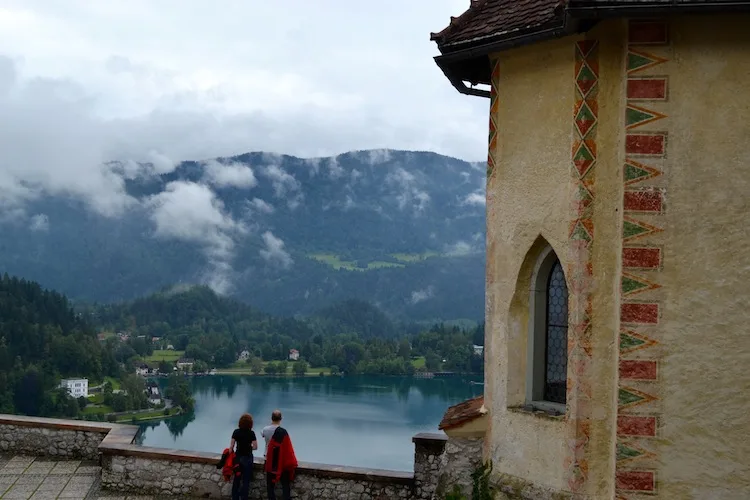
[
  {"xmin": 288, "ymin": 348, "xmax": 300, "ymax": 361},
  {"xmin": 176, "ymin": 358, "xmax": 194, "ymax": 370},
  {"xmin": 59, "ymin": 378, "xmax": 88, "ymax": 398},
  {"xmin": 431, "ymin": 2, "xmax": 750, "ymax": 499},
  {"xmin": 237, "ymin": 349, "xmax": 251, "ymax": 362}
]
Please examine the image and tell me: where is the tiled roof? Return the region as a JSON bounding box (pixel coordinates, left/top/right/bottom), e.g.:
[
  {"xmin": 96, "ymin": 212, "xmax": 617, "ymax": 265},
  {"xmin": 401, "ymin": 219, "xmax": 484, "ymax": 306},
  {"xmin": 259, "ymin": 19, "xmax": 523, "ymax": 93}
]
[
  {"xmin": 432, "ymin": 0, "xmax": 750, "ymax": 50},
  {"xmin": 431, "ymin": 0, "xmax": 563, "ymax": 50},
  {"xmin": 438, "ymin": 395, "xmax": 487, "ymax": 430}
]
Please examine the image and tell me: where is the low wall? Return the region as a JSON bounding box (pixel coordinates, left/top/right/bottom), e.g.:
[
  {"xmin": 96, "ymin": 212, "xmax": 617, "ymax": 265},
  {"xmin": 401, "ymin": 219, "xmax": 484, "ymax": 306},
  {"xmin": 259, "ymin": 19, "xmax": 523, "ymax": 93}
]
[
  {"xmin": 0, "ymin": 414, "xmax": 117, "ymax": 460},
  {"xmin": 0, "ymin": 414, "xmax": 447, "ymax": 499}
]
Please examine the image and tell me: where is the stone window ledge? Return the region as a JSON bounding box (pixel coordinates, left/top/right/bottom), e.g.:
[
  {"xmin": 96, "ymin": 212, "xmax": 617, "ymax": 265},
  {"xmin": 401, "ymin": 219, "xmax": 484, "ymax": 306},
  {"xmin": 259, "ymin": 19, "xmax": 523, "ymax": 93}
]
[{"xmin": 508, "ymin": 404, "xmax": 566, "ymax": 421}]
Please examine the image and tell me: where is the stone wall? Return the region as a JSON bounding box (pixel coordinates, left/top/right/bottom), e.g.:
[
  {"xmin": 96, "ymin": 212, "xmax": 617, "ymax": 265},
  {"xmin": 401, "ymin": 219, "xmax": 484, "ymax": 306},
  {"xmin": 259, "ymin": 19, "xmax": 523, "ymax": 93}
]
[
  {"xmin": 0, "ymin": 414, "xmax": 447, "ymax": 499},
  {"xmin": 0, "ymin": 414, "xmax": 117, "ymax": 461},
  {"xmin": 434, "ymin": 436, "xmax": 483, "ymax": 499}
]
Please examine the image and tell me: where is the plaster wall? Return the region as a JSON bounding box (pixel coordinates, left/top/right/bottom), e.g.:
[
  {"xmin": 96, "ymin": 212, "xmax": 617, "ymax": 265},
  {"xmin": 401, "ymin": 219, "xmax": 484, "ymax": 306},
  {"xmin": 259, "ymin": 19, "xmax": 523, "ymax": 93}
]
[
  {"xmin": 485, "ymin": 22, "xmax": 625, "ymax": 499},
  {"xmin": 655, "ymin": 15, "xmax": 750, "ymax": 499},
  {"xmin": 483, "ymin": 13, "xmax": 750, "ymax": 500},
  {"xmin": 485, "ymin": 36, "xmax": 577, "ymax": 494}
]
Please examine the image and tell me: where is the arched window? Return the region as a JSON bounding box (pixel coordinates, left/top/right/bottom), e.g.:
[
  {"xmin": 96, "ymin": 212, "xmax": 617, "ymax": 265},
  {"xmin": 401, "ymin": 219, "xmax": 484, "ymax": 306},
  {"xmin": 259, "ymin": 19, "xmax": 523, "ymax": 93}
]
[
  {"xmin": 544, "ymin": 259, "xmax": 568, "ymax": 404},
  {"xmin": 527, "ymin": 245, "xmax": 568, "ymax": 409}
]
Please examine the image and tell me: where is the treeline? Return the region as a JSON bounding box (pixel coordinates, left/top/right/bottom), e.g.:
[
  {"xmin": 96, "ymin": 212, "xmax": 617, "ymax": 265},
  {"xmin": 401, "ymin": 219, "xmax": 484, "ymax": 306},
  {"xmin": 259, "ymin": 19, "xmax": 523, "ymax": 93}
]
[
  {"xmin": 0, "ymin": 274, "xmax": 120, "ymax": 416},
  {"xmin": 89, "ymin": 285, "xmax": 484, "ymax": 376},
  {"xmin": 1, "ymin": 273, "xmax": 483, "ymax": 420}
]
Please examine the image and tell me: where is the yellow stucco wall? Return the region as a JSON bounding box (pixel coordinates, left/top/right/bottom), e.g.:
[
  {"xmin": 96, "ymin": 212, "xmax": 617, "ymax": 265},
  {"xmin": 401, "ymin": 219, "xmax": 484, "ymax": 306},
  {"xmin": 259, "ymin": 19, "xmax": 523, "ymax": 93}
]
[
  {"xmin": 482, "ymin": 14, "xmax": 750, "ymax": 500},
  {"xmin": 656, "ymin": 15, "xmax": 750, "ymax": 499},
  {"xmin": 484, "ymin": 35, "xmax": 576, "ymax": 494}
]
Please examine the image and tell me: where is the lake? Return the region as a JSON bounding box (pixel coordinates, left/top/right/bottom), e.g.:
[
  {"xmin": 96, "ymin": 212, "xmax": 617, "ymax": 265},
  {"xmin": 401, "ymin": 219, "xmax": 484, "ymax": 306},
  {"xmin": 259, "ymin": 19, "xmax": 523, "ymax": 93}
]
[{"xmin": 137, "ymin": 375, "xmax": 482, "ymax": 471}]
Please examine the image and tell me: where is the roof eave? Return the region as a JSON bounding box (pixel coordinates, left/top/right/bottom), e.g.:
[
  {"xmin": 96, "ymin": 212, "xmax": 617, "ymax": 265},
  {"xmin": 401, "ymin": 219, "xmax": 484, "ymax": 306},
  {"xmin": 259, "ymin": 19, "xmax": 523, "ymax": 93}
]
[
  {"xmin": 568, "ymin": 0, "xmax": 750, "ymax": 17},
  {"xmin": 434, "ymin": 22, "xmax": 573, "ymax": 98}
]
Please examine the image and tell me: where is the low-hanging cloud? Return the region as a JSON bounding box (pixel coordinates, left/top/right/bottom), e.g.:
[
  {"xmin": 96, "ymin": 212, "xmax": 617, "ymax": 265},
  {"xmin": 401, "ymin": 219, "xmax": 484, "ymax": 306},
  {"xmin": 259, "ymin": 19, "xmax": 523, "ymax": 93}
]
[
  {"xmin": 29, "ymin": 213, "xmax": 49, "ymax": 232},
  {"xmin": 261, "ymin": 164, "xmax": 303, "ymax": 209},
  {"xmin": 259, "ymin": 231, "xmax": 293, "ymax": 268},
  {"xmin": 203, "ymin": 160, "xmax": 257, "ymax": 188},
  {"xmin": 146, "ymin": 181, "xmax": 245, "ymax": 293},
  {"xmin": 385, "ymin": 167, "xmax": 430, "ymax": 213},
  {"xmin": 410, "ymin": 285, "xmax": 434, "ymax": 304}
]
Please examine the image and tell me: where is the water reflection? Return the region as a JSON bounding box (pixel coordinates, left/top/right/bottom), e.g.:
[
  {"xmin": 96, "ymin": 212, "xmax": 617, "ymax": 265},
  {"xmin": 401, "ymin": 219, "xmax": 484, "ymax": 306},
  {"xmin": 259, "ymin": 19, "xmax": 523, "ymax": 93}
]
[{"xmin": 138, "ymin": 375, "xmax": 481, "ymax": 471}]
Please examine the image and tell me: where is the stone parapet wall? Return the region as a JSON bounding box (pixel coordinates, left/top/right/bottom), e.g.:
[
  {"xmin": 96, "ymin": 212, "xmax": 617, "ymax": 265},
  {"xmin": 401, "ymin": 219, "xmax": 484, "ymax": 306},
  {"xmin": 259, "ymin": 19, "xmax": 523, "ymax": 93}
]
[
  {"xmin": 101, "ymin": 452, "xmax": 414, "ymax": 499},
  {"xmin": 0, "ymin": 414, "xmax": 447, "ymax": 499},
  {"xmin": 434, "ymin": 436, "xmax": 483, "ymax": 499},
  {"xmin": 0, "ymin": 414, "xmax": 128, "ymax": 461}
]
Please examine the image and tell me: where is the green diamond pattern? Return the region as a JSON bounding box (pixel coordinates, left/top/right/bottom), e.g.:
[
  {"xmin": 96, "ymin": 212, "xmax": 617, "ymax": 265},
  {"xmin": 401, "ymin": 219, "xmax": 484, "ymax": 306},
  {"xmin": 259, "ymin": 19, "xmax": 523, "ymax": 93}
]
[
  {"xmin": 574, "ymin": 143, "xmax": 594, "ymax": 162},
  {"xmin": 571, "ymin": 221, "xmax": 592, "ymax": 242}
]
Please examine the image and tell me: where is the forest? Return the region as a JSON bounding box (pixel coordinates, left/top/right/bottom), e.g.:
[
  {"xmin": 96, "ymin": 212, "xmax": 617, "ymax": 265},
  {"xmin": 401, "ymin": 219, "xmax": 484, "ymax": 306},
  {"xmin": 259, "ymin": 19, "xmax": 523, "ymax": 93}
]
[{"xmin": 1, "ymin": 274, "xmax": 483, "ymax": 419}]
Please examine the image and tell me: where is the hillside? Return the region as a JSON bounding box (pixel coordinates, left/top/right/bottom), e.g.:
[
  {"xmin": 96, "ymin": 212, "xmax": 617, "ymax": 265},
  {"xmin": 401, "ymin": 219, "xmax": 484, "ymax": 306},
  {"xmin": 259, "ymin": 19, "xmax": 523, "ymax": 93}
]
[
  {"xmin": 0, "ymin": 274, "xmax": 119, "ymax": 416},
  {"xmin": 0, "ymin": 149, "xmax": 486, "ymax": 321}
]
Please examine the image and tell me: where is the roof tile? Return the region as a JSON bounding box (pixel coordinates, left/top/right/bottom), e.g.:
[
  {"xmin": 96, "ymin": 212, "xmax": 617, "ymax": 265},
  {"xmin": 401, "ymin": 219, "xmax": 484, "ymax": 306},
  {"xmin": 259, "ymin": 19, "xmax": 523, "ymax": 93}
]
[
  {"xmin": 438, "ymin": 395, "xmax": 487, "ymax": 430},
  {"xmin": 431, "ymin": 0, "xmax": 563, "ymax": 49}
]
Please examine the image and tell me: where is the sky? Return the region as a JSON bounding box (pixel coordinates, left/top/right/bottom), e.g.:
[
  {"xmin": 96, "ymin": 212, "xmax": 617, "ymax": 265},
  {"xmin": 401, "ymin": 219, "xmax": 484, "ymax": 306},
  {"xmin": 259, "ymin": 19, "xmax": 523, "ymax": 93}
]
[
  {"xmin": 0, "ymin": 1, "xmax": 487, "ymax": 161},
  {"xmin": 0, "ymin": 1, "xmax": 488, "ymax": 291}
]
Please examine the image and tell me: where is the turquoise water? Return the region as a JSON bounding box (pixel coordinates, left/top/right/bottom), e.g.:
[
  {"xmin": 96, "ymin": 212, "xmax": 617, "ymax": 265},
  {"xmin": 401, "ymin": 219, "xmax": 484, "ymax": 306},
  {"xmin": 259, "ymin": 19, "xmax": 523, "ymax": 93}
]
[{"xmin": 137, "ymin": 375, "xmax": 482, "ymax": 471}]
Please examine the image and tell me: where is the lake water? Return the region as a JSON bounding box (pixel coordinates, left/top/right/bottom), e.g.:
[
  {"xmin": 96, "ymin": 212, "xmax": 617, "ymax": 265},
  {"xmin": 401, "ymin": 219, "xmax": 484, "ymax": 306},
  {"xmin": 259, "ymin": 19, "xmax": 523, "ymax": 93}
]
[{"xmin": 137, "ymin": 375, "xmax": 482, "ymax": 471}]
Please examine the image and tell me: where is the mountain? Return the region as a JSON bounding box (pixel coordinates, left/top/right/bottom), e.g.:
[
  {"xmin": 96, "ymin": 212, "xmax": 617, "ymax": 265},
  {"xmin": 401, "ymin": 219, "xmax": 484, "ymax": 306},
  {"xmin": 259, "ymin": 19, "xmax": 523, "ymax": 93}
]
[{"xmin": 0, "ymin": 149, "xmax": 486, "ymax": 321}]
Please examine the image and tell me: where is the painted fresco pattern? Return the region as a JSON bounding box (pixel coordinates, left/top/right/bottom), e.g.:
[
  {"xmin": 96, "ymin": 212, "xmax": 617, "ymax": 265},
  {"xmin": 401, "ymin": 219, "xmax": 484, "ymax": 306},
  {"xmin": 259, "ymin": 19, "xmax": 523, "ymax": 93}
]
[
  {"xmin": 487, "ymin": 59, "xmax": 501, "ymax": 179},
  {"xmin": 616, "ymin": 19, "xmax": 671, "ymax": 500},
  {"xmin": 565, "ymin": 39, "xmax": 599, "ymax": 495}
]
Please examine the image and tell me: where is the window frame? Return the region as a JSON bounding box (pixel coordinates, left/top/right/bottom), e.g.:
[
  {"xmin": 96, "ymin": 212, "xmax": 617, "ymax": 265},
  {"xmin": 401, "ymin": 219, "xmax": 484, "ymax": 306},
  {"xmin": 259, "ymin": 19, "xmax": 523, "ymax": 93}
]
[{"xmin": 525, "ymin": 245, "xmax": 568, "ymax": 414}]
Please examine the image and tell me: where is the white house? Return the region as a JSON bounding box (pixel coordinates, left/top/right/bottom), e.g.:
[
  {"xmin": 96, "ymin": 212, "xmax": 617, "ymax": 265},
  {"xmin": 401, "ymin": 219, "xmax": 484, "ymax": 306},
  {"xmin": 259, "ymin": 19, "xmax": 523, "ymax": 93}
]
[
  {"xmin": 237, "ymin": 350, "xmax": 251, "ymax": 362},
  {"xmin": 288, "ymin": 349, "xmax": 300, "ymax": 361},
  {"xmin": 135, "ymin": 364, "xmax": 150, "ymax": 377},
  {"xmin": 472, "ymin": 345, "xmax": 484, "ymax": 356},
  {"xmin": 60, "ymin": 378, "xmax": 88, "ymax": 398}
]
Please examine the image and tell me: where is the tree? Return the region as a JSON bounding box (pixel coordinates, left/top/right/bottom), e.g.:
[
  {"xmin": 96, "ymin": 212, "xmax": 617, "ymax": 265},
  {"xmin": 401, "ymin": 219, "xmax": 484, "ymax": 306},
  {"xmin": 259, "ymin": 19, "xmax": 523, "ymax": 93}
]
[
  {"xmin": 292, "ymin": 360, "xmax": 309, "ymax": 376},
  {"xmin": 158, "ymin": 360, "xmax": 173, "ymax": 374},
  {"xmin": 425, "ymin": 350, "xmax": 441, "ymax": 372},
  {"xmin": 77, "ymin": 396, "xmax": 88, "ymax": 411},
  {"xmin": 250, "ymin": 357, "xmax": 263, "ymax": 375},
  {"xmin": 165, "ymin": 374, "xmax": 194, "ymax": 411},
  {"xmin": 398, "ymin": 339, "xmax": 411, "ymax": 360}
]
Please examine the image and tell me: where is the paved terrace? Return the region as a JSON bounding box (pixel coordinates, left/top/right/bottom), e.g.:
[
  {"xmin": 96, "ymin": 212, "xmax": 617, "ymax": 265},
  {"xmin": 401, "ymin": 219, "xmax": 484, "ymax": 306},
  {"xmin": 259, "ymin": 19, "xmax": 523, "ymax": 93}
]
[
  {"xmin": 0, "ymin": 415, "xmax": 447, "ymax": 499},
  {"xmin": 0, "ymin": 454, "xmax": 159, "ymax": 499}
]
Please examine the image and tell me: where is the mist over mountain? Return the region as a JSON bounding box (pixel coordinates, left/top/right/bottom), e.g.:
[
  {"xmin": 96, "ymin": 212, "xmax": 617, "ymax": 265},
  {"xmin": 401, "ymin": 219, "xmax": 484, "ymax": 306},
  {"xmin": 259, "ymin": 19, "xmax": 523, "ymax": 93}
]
[{"xmin": 0, "ymin": 149, "xmax": 486, "ymax": 321}]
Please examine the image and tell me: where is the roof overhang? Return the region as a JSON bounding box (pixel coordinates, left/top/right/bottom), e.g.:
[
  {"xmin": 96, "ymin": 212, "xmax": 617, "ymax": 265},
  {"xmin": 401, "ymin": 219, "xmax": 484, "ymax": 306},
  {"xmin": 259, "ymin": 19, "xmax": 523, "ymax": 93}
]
[{"xmin": 434, "ymin": 1, "xmax": 750, "ymax": 98}]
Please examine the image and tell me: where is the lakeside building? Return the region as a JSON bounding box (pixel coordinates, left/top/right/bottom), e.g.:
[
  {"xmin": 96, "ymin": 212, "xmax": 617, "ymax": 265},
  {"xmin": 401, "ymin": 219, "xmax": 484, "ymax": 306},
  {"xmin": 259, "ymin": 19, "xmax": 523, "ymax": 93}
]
[{"xmin": 59, "ymin": 378, "xmax": 88, "ymax": 398}]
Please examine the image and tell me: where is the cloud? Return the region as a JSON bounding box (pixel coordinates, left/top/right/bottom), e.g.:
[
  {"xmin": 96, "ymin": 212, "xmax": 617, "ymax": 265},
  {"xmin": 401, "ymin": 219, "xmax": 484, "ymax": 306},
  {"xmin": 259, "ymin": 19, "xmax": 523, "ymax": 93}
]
[
  {"xmin": 247, "ymin": 198, "xmax": 274, "ymax": 214},
  {"xmin": 261, "ymin": 164, "xmax": 302, "ymax": 209},
  {"xmin": 445, "ymin": 240, "xmax": 475, "ymax": 257},
  {"xmin": 146, "ymin": 181, "xmax": 244, "ymax": 293},
  {"xmin": 0, "ymin": 58, "xmax": 136, "ymax": 216},
  {"xmin": 259, "ymin": 231, "xmax": 293, "ymax": 268},
  {"xmin": 385, "ymin": 167, "xmax": 430, "ymax": 213},
  {"xmin": 463, "ymin": 192, "xmax": 486, "ymax": 206},
  {"xmin": 29, "ymin": 213, "xmax": 49, "ymax": 231},
  {"xmin": 203, "ymin": 160, "xmax": 257, "ymax": 188},
  {"xmin": 410, "ymin": 286, "xmax": 434, "ymax": 304}
]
